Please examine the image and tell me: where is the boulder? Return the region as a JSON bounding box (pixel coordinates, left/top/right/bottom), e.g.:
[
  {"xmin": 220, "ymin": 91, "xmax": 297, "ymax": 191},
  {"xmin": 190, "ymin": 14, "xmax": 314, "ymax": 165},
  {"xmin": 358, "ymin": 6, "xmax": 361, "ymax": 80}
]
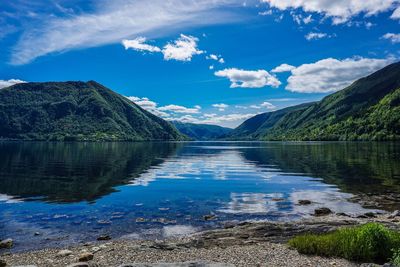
[
  {"xmin": 313, "ymin": 207, "xmax": 332, "ymax": 216},
  {"xmin": 97, "ymin": 235, "xmax": 111, "ymax": 241},
  {"xmin": 0, "ymin": 239, "xmax": 13, "ymax": 249},
  {"xmin": 79, "ymin": 252, "xmax": 94, "ymax": 262}
]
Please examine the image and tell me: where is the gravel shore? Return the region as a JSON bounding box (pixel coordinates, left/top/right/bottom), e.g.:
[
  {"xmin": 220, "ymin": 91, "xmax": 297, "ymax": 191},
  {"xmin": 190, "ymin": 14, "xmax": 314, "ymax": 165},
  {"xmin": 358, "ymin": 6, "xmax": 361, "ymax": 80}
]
[{"xmin": 3, "ymin": 213, "xmax": 399, "ymax": 267}]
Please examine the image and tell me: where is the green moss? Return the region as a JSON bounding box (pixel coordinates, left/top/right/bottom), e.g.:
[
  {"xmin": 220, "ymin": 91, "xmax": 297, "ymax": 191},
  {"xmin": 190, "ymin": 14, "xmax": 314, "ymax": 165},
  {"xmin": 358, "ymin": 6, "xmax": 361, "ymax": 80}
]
[{"xmin": 288, "ymin": 223, "xmax": 400, "ymax": 263}]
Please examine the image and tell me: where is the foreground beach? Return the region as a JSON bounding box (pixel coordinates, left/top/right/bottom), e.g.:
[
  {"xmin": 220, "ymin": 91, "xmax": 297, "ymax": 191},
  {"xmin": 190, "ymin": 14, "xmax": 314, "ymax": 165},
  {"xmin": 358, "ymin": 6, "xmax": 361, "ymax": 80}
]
[{"xmin": 3, "ymin": 212, "xmax": 399, "ymax": 267}]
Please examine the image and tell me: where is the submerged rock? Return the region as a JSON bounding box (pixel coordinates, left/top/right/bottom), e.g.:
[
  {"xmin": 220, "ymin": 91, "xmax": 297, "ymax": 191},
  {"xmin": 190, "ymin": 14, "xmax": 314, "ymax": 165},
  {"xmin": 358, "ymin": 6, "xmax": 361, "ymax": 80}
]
[
  {"xmin": 203, "ymin": 214, "xmax": 217, "ymax": 221},
  {"xmin": 0, "ymin": 239, "xmax": 13, "ymax": 249},
  {"xmin": 313, "ymin": 207, "xmax": 332, "ymax": 216},
  {"xmin": 97, "ymin": 235, "xmax": 111, "ymax": 241},
  {"xmin": 298, "ymin": 200, "xmax": 312, "ymax": 205}
]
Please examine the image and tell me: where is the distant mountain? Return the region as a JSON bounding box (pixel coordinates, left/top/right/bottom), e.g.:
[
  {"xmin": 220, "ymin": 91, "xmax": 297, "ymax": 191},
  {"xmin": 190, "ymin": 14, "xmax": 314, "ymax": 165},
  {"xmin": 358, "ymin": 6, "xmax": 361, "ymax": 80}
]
[
  {"xmin": 172, "ymin": 121, "xmax": 232, "ymax": 140},
  {"xmin": 226, "ymin": 62, "xmax": 400, "ymax": 141},
  {"xmin": 0, "ymin": 81, "xmax": 186, "ymax": 141}
]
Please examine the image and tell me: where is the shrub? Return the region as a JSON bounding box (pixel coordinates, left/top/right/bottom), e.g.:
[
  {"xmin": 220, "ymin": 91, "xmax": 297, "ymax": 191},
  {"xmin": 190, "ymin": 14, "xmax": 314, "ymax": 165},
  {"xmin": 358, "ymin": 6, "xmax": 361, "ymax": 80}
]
[
  {"xmin": 288, "ymin": 223, "xmax": 400, "ymax": 263},
  {"xmin": 391, "ymin": 249, "xmax": 400, "ymax": 267}
]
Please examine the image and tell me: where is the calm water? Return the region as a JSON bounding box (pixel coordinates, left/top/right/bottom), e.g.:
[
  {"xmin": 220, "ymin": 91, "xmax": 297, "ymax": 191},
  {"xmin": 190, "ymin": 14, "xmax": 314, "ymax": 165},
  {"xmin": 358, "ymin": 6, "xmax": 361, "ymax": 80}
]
[{"xmin": 0, "ymin": 141, "xmax": 399, "ymax": 252}]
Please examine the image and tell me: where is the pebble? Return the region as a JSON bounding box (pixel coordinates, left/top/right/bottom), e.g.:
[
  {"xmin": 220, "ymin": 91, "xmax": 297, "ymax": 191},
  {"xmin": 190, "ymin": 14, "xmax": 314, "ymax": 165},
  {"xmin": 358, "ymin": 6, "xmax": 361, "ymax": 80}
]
[
  {"xmin": 388, "ymin": 210, "xmax": 400, "ymax": 219},
  {"xmin": 57, "ymin": 249, "xmax": 73, "ymax": 257},
  {"xmin": 0, "ymin": 239, "xmax": 13, "ymax": 249},
  {"xmin": 91, "ymin": 247, "xmax": 101, "ymax": 253},
  {"xmin": 203, "ymin": 214, "xmax": 217, "ymax": 221},
  {"xmin": 79, "ymin": 252, "xmax": 94, "ymax": 262}
]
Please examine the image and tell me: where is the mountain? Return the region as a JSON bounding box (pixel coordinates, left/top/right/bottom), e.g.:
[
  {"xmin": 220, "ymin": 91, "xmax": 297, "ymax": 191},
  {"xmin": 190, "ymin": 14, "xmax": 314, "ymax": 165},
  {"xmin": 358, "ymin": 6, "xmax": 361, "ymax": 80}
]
[
  {"xmin": 172, "ymin": 121, "xmax": 232, "ymax": 140},
  {"xmin": 0, "ymin": 81, "xmax": 186, "ymax": 141},
  {"xmin": 226, "ymin": 103, "xmax": 315, "ymax": 140},
  {"xmin": 226, "ymin": 62, "xmax": 400, "ymax": 141}
]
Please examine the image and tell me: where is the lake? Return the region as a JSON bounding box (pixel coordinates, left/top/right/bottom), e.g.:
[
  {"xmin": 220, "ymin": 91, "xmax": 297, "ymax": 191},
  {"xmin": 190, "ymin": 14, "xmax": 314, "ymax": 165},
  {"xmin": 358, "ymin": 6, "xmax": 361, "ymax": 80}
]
[{"xmin": 0, "ymin": 141, "xmax": 399, "ymax": 252}]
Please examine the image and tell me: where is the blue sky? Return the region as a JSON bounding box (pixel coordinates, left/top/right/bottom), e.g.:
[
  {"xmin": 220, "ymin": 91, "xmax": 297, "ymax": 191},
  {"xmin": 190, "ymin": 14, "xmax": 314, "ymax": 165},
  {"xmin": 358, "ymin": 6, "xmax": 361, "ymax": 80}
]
[{"xmin": 0, "ymin": 0, "xmax": 399, "ymax": 127}]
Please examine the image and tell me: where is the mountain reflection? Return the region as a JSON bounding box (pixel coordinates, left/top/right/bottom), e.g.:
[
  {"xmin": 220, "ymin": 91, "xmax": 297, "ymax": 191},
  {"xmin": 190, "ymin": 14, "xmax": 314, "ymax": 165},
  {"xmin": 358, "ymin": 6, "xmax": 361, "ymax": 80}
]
[
  {"xmin": 0, "ymin": 142, "xmax": 180, "ymax": 203},
  {"xmin": 241, "ymin": 142, "xmax": 400, "ymax": 194}
]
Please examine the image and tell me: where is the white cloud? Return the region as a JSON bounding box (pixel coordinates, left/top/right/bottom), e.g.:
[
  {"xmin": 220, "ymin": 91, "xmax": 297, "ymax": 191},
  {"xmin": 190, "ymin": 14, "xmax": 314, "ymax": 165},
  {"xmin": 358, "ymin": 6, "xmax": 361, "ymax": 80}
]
[
  {"xmin": 0, "ymin": 79, "xmax": 27, "ymax": 89},
  {"xmin": 391, "ymin": 6, "xmax": 400, "ymax": 19},
  {"xmin": 262, "ymin": 0, "xmax": 400, "ymax": 24},
  {"xmin": 158, "ymin": 104, "xmax": 201, "ymax": 114},
  {"xmin": 212, "ymin": 103, "xmax": 229, "ymax": 111},
  {"xmin": 162, "ymin": 34, "xmax": 203, "ymax": 61},
  {"xmin": 382, "ymin": 33, "xmax": 400, "ymax": 43},
  {"xmin": 173, "ymin": 112, "xmax": 258, "ymax": 125},
  {"xmin": 249, "ymin": 101, "xmax": 276, "ymax": 110},
  {"xmin": 215, "ymin": 68, "xmax": 281, "ymax": 88},
  {"xmin": 10, "ymin": 0, "xmax": 243, "ymax": 65},
  {"xmin": 271, "ymin": 63, "xmax": 295, "ymax": 73},
  {"xmin": 285, "ymin": 57, "xmax": 394, "ymax": 93},
  {"xmin": 207, "ymin": 54, "xmax": 225, "ymax": 64},
  {"xmin": 305, "ymin": 32, "xmax": 331, "ymax": 41},
  {"xmin": 122, "ymin": 37, "xmax": 161, "ymax": 53}
]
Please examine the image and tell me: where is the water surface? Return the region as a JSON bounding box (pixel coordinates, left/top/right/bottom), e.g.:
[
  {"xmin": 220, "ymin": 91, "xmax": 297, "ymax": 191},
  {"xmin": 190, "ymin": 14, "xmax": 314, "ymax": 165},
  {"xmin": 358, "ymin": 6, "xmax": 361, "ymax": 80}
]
[{"xmin": 0, "ymin": 142, "xmax": 399, "ymax": 252}]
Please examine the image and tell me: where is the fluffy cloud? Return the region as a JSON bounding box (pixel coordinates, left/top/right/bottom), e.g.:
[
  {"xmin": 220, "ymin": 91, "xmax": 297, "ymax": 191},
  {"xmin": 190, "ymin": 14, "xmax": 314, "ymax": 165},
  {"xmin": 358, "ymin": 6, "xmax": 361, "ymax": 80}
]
[
  {"xmin": 173, "ymin": 113, "xmax": 258, "ymax": 125},
  {"xmin": 0, "ymin": 79, "xmax": 26, "ymax": 89},
  {"xmin": 207, "ymin": 54, "xmax": 225, "ymax": 64},
  {"xmin": 212, "ymin": 103, "xmax": 229, "ymax": 111},
  {"xmin": 391, "ymin": 6, "xmax": 400, "ymax": 19},
  {"xmin": 250, "ymin": 101, "xmax": 276, "ymax": 110},
  {"xmin": 262, "ymin": 0, "xmax": 400, "ymax": 24},
  {"xmin": 271, "ymin": 63, "xmax": 295, "ymax": 73},
  {"xmin": 158, "ymin": 104, "xmax": 201, "ymax": 114},
  {"xmin": 382, "ymin": 33, "xmax": 400, "ymax": 43},
  {"xmin": 284, "ymin": 57, "xmax": 393, "ymax": 93},
  {"xmin": 162, "ymin": 34, "xmax": 203, "ymax": 61},
  {"xmin": 126, "ymin": 96, "xmax": 169, "ymax": 117},
  {"xmin": 10, "ymin": 0, "xmax": 242, "ymax": 65},
  {"xmin": 122, "ymin": 37, "xmax": 161, "ymax": 53},
  {"xmin": 215, "ymin": 68, "xmax": 281, "ymax": 88},
  {"xmin": 305, "ymin": 32, "xmax": 331, "ymax": 41}
]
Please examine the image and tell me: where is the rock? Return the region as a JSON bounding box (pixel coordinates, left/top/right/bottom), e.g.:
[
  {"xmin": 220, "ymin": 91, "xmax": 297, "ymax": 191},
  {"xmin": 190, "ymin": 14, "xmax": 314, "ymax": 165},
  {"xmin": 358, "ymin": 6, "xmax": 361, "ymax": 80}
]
[
  {"xmin": 359, "ymin": 264, "xmax": 381, "ymax": 267},
  {"xmin": 57, "ymin": 249, "xmax": 73, "ymax": 257},
  {"xmin": 135, "ymin": 217, "xmax": 147, "ymax": 223},
  {"xmin": 97, "ymin": 235, "xmax": 111, "ymax": 241},
  {"xmin": 79, "ymin": 252, "xmax": 94, "ymax": 262},
  {"xmin": 91, "ymin": 246, "xmax": 101, "ymax": 253},
  {"xmin": 383, "ymin": 263, "xmax": 396, "ymax": 267},
  {"xmin": 313, "ymin": 207, "xmax": 332, "ymax": 216},
  {"xmin": 34, "ymin": 232, "xmax": 40, "ymax": 236},
  {"xmin": 118, "ymin": 262, "xmax": 234, "ymax": 267},
  {"xmin": 388, "ymin": 210, "xmax": 400, "ymax": 219},
  {"xmin": 0, "ymin": 239, "xmax": 13, "ymax": 249},
  {"xmin": 298, "ymin": 200, "xmax": 312, "ymax": 205},
  {"xmin": 0, "ymin": 259, "xmax": 6, "ymax": 267},
  {"xmin": 336, "ymin": 212, "xmax": 349, "ymax": 217},
  {"xmin": 223, "ymin": 221, "xmax": 239, "ymax": 229},
  {"xmin": 364, "ymin": 212, "xmax": 376, "ymax": 218},
  {"xmin": 271, "ymin": 198, "xmax": 285, "ymax": 202},
  {"xmin": 67, "ymin": 263, "xmax": 89, "ymax": 267},
  {"xmin": 203, "ymin": 214, "xmax": 217, "ymax": 221}
]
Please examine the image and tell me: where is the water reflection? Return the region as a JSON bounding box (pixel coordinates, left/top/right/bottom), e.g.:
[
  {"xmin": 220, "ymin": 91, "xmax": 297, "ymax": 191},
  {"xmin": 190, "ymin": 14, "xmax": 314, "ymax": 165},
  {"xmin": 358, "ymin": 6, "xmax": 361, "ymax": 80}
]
[{"xmin": 0, "ymin": 141, "xmax": 399, "ymax": 252}]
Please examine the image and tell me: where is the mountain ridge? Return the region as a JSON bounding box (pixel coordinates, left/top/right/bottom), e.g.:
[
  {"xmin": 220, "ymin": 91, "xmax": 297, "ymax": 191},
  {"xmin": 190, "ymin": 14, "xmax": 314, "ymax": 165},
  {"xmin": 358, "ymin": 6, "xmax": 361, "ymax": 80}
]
[{"xmin": 0, "ymin": 81, "xmax": 186, "ymax": 141}]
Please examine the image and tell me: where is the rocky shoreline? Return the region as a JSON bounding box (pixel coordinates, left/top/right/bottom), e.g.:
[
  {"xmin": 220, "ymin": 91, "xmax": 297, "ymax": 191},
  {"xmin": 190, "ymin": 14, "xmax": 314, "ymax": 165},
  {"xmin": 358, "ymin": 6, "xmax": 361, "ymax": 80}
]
[{"xmin": 2, "ymin": 211, "xmax": 400, "ymax": 267}]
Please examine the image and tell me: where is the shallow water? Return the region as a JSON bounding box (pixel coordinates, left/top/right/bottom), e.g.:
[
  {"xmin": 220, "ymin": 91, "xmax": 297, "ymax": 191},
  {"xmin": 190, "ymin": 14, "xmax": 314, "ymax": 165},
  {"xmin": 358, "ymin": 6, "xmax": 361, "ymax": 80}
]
[{"xmin": 0, "ymin": 141, "xmax": 399, "ymax": 252}]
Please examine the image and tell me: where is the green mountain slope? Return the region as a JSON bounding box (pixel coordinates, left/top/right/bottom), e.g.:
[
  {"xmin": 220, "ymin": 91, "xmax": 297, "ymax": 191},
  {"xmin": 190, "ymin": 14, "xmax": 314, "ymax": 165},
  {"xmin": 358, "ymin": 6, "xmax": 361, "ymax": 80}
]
[
  {"xmin": 172, "ymin": 121, "xmax": 232, "ymax": 140},
  {"xmin": 227, "ymin": 62, "xmax": 400, "ymax": 141},
  {"xmin": 0, "ymin": 81, "xmax": 186, "ymax": 141},
  {"xmin": 226, "ymin": 103, "xmax": 314, "ymax": 140}
]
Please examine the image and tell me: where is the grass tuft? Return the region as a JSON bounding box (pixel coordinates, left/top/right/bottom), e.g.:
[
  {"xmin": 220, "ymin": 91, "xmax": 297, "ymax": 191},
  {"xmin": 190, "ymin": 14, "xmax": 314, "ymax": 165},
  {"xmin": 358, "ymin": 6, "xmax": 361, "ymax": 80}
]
[{"xmin": 288, "ymin": 223, "xmax": 400, "ymax": 263}]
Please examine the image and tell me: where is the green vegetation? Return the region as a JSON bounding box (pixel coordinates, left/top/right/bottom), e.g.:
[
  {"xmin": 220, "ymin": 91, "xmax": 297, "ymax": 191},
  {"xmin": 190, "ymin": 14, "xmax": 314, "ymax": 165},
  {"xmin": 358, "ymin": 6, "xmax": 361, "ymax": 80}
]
[
  {"xmin": 172, "ymin": 121, "xmax": 232, "ymax": 140},
  {"xmin": 391, "ymin": 249, "xmax": 400, "ymax": 266},
  {"xmin": 0, "ymin": 81, "xmax": 186, "ymax": 141},
  {"xmin": 289, "ymin": 223, "xmax": 400, "ymax": 263},
  {"xmin": 225, "ymin": 62, "xmax": 400, "ymax": 141}
]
